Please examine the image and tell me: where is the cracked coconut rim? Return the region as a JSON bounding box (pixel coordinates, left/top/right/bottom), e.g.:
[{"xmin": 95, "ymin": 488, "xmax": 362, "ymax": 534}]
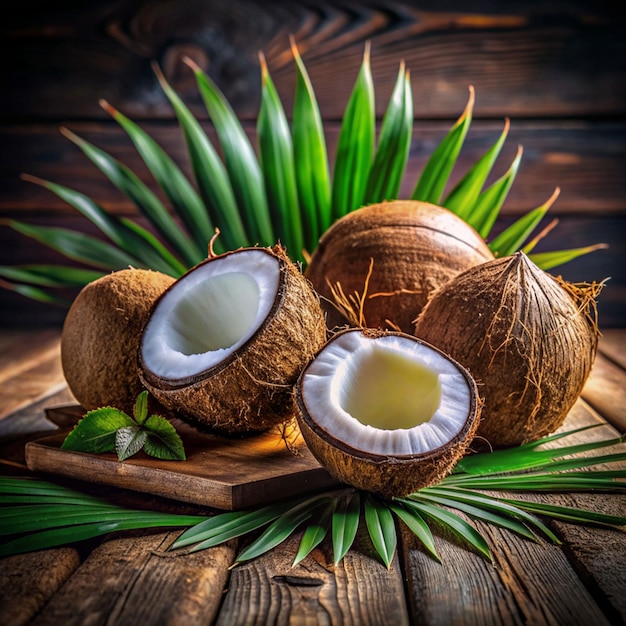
[
  {"xmin": 140, "ymin": 249, "xmax": 280, "ymax": 381},
  {"xmin": 299, "ymin": 331, "xmax": 473, "ymax": 456}
]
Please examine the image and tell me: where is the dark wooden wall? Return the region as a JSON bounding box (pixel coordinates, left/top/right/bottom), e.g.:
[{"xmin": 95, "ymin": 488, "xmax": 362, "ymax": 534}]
[{"xmin": 1, "ymin": 0, "xmax": 625, "ymax": 327}]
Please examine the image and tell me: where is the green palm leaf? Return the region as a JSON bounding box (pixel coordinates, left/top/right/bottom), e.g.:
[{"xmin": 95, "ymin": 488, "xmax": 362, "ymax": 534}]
[
  {"xmin": 364, "ymin": 62, "xmax": 413, "ymax": 204},
  {"xmin": 186, "ymin": 58, "xmax": 273, "ymax": 248},
  {"xmin": 21, "ymin": 175, "xmax": 182, "ymax": 275},
  {"xmin": 332, "ymin": 490, "xmax": 361, "ymax": 565},
  {"xmin": 389, "ymin": 502, "xmax": 441, "ymax": 562},
  {"xmin": 444, "ymin": 118, "xmax": 510, "ymax": 220},
  {"xmin": 472, "ymin": 145, "xmax": 523, "ymax": 237},
  {"xmin": 529, "ymin": 245, "xmax": 609, "ymax": 271},
  {"xmin": 292, "ymin": 499, "xmax": 335, "ymax": 566},
  {"xmin": 488, "ymin": 188, "xmax": 560, "ymax": 257},
  {"xmin": 60, "ymin": 127, "xmax": 201, "ymax": 267},
  {"xmin": 153, "ymin": 63, "xmax": 247, "ymax": 254},
  {"xmin": 3, "ymin": 219, "xmax": 140, "ymax": 270},
  {"xmin": 411, "ymin": 86, "xmax": 474, "ymax": 204},
  {"xmin": 0, "ymin": 264, "xmax": 103, "ymax": 288},
  {"xmin": 100, "ymin": 99, "xmax": 214, "ymax": 257},
  {"xmin": 258, "ymin": 53, "xmax": 305, "ymax": 259},
  {"xmin": 234, "ymin": 495, "xmax": 331, "ymax": 564},
  {"xmin": 291, "ymin": 37, "xmax": 332, "ymax": 252},
  {"xmin": 364, "ymin": 495, "xmax": 397, "ymax": 568},
  {"xmin": 331, "ymin": 43, "xmax": 375, "ymax": 220}
]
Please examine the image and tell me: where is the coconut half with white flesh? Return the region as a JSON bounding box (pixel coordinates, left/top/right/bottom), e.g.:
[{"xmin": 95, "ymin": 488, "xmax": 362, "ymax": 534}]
[
  {"xmin": 139, "ymin": 246, "xmax": 327, "ymax": 434},
  {"xmin": 295, "ymin": 329, "xmax": 481, "ymax": 496}
]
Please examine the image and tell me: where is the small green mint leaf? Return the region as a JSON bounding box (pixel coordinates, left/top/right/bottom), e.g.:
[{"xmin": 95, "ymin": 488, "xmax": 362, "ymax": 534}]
[
  {"xmin": 133, "ymin": 390, "xmax": 149, "ymax": 425},
  {"xmin": 115, "ymin": 425, "xmax": 148, "ymax": 461},
  {"xmin": 61, "ymin": 407, "xmax": 135, "ymax": 453},
  {"xmin": 143, "ymin": 415, "xmax": 186, "ymax": 461}
]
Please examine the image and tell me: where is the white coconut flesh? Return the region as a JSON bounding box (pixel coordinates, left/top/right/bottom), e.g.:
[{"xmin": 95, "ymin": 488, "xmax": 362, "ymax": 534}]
[
  {"xmin": 300, "ymin": 332, "xmax": 474, "ymax": 457},
  {"xmin": 140, "ymin": 249, "xmax": 280, "ymax": 381}
]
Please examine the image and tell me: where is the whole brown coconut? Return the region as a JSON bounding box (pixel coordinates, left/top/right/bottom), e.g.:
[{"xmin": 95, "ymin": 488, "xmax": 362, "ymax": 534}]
[
  {"xmin": 139, "ymin": 246, "xmax": 327, "ymax": 435},
  {"xmin": 61, "ymin": 268, "xmax": 175, "ymax": 413},
  {"xmin": 414, "ymin": 251, "xmax": 601, "ymax": 448},
  {"xmin": 295, "ymin": 328, "xmax": 481, "ymax": 497},
  {"xmin": 305, "ymin": 200, "xmax": 495, "ymax": 333}
]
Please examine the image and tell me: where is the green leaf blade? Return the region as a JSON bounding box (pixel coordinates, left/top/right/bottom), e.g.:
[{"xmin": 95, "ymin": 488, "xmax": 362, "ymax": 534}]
[
  {"xmin": 331, "ymin": 43, "xmax": 375, "ymax": 220},
  {"xmin": 291, "ymin": 38, "xmax": 331, "ymax": 253},
  {"xmin": 389, "ymin": 503, "xmax": 441, "ymax": 563},
  {"xmin": 101, "ymin": 100, "xmax": 214, "ymax": 257},
  {"xmin": 60, "ymin": 127, "xmax": 202, "ymax": 267},
  {"xmin": 187, "ymin": 59, "xmax": 274, "ymax": 247},
  {"xmin": 411, "ymin": 86, "xmax": 475, "ymax": 204},
  {"xmin": 257, "ymin": 54, "xmax": 305, "ymax": 259},
  {"xmin": 364, "ymin": 63, "xmax": 413, "ymax": 204},
  {"xmin": 332, "ymin": 490, "xmax": 361, "ymax": 565},
  {"xmin": 292, "ymin": 500, "xmax": 335, "ymax": 567},
  {"xmin": 364, "ymin": 495, "xmax": 397, "ymax": 569}
]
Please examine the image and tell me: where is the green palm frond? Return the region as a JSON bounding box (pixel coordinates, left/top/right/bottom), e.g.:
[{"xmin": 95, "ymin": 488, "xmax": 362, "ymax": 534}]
[
  {"xmin": 1, "ymin": 428, "xmax": 624, "ymax": 566},
  {"xmin": 2, "ymin": 42, "xmax": 603, "ymax": 303}
]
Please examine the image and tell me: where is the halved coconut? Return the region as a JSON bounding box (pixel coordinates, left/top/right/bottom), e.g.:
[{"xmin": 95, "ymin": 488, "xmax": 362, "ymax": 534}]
[
  {"xmin": 295, "ymin": 329, "xmax": 481, "ymax": 496},
  {"xmin": 139, "ymin": 246, "xmax": 327, "ymax": 434}
]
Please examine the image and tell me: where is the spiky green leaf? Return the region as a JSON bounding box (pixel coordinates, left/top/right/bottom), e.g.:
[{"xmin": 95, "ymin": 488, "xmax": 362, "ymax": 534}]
[
  {"xmin": 331, "ymin": 43, "xmax": 375, "ymax": 220},
  {"xmin": 411, "ymin": 86, "xmax": 474, "ymax": 204},
  {"xmin": 257, "ymin": 53, "xmax": 304, "ymax": 258},
  {"xmin": 187, "ymin": 59, "xmax": 273, "ymax": 247},
  {"xmin": 332, "ymin": 490, "xmax": 361, "ymax": 565},
  {"xmin": 364, "ymin": 63, "xmax": 413, "ymax": 204},
  {"xmin": 364, "ymin": 495, "xmax": 397, "ymax": 568}
]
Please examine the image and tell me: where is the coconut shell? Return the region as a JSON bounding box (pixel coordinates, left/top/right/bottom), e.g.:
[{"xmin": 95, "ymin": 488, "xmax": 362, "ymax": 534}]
[
  {"xmin": 305, "ymin": 200, "xmax": 494, "ymax": 333},
  {"xmin": 61, "ymin": 268, "xmax": 175, "ymax": 413},
  {"xmin": 414, "ymin": 252, "xmax": 601, "ymax": 448},
  {"xmin": 139, "ymin": 246, "xmax": 327, "ymax": 435},
  {"xmin": 294, "ymin": 329, "xmax": 481, "ymax": 497}
]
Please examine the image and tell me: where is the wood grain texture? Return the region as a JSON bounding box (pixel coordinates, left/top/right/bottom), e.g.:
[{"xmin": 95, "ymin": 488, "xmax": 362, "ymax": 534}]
[
  {"xmin": 29, "ymin": 531, "xmax": 235, "ymax": 626},
  {"xmin": 582, "ymin": 352, "xmax": 626, "ymax": 432},
  {"xmin": 2, "ymin": 121, "xmax": 624, "ymax": 216},
  {"xmin": 217, "ymin": 532, "xmax": 410, "ymax": 626},
  {"xmin": 25, "ymin": 413, "xmax": 338, "ymax": 510},
  {"xmin": 400, "ymin": 400, "xmax": 626, "ymax": 626},
  {"xmin": 2, "ymin": 1, "xmax": 624, "ymax": 120},
  {"xmin": 599, "ymin": 329, "xmax": 626, "ymax": 370},
  {"xmin": 0, "ymin": 548, "xmax": 81, "ymax": 626}
]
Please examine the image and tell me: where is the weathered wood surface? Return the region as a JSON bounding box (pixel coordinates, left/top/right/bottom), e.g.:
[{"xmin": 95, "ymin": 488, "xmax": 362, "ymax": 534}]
[
  {"xmin": 25, "ymin": 411, "xmax": 337, "ymax": 510},
  {"xmin": 0, "ymin": 329, "xmax": 625, "ymax": 625},
  {"xmin": 2, "ymin": 1, "xmax": 624, "ymax": 120},
  {"xmin": 1, "ymin": 0, "xmax": 624, "ymax": 328}
]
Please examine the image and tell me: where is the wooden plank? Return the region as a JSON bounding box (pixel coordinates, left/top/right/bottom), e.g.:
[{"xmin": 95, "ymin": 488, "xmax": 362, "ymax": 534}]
[
  {"xmin": 536, "ymin": 401, "xmax": 626, "ymax": 625},
  {"xmin": 0, "ymin": 346, "xmax": 67, "ymax": 422},
  {"xmin": 582, "ymin": 352, "xmax": 626, "ymax": 432},
  {"xmin": 0, "ymin": 548, "xmax": 81, "ymax": 626},
  {"xmin": 2, "ymin": 120, "xmax": 625, "ymax": 216},
  {"xmin": 0, "ymin": 329, "xmax": 62, "ymax": 384},
  {"xmin": 30, "ymin": 531, "xmax": 235, "ymax": 626},
  {"xmin": 400, "ymin": 401, "xmax": 625, "ymax": 625},
  {"xmin": 216, "ymin": 532, "xmax": 410, "ymax": 625},
  {"xmin": 1, "ymin": 1, "xmax": 624, "ymax": 120},
  {"xmin": 598, "ymin": 329, "xmax": 626, "ymax": 370},
  {"xmin": 25, "ymin": 412, "xmax": 338, "ymax": 510}
]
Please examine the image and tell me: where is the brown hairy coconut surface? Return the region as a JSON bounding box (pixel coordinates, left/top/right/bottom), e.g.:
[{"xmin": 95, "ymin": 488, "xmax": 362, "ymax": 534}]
[
  {"xmin": 305, "ymin": 200, "xmax": 494, "ymax": 333},
  {"xmin": 139, "ymin": 246, "xmax": 327, "ymax": 435},
  {"xmin": 414, "ymin": 251, "xmax": 602, "ymax": 448},
  {"xmin": 295, "ymin": 328, "xmax": 481, "ymax": 497},
  {"xmin": 61, "ymin": 268, "xmax": 175, "ymax": 413}
]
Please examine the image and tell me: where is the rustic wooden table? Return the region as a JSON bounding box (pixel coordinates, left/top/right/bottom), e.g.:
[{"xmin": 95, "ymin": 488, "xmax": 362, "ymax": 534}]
[{"xmin": 0, "ymin": 328, "xmax": 625, "ymax": 625}]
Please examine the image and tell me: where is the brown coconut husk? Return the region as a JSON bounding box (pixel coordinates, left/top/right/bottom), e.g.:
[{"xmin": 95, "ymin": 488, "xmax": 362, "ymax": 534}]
[
  {"xmin": 139, "ymin": 246, "xmax": 327, "ymax": 435},
  {"xmin": 61, "ymin": 268, "xmax": 175, "ymax": 413},
  {"xmin": 294, "ymin": 329, "xmax": 482, "ymax": 497},
  {"xmin": 305, "ymin": 200, "xmax": 494, "ymax": 334},
  {"xmin": 414, "ymin": 251, "xmax": 602, "ymax": 448}
]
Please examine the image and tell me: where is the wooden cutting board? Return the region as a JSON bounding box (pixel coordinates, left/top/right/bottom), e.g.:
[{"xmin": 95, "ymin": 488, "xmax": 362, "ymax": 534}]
[{"xmin": 25, "ymin": 405, "xmax": 338, "ymax": 510}]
